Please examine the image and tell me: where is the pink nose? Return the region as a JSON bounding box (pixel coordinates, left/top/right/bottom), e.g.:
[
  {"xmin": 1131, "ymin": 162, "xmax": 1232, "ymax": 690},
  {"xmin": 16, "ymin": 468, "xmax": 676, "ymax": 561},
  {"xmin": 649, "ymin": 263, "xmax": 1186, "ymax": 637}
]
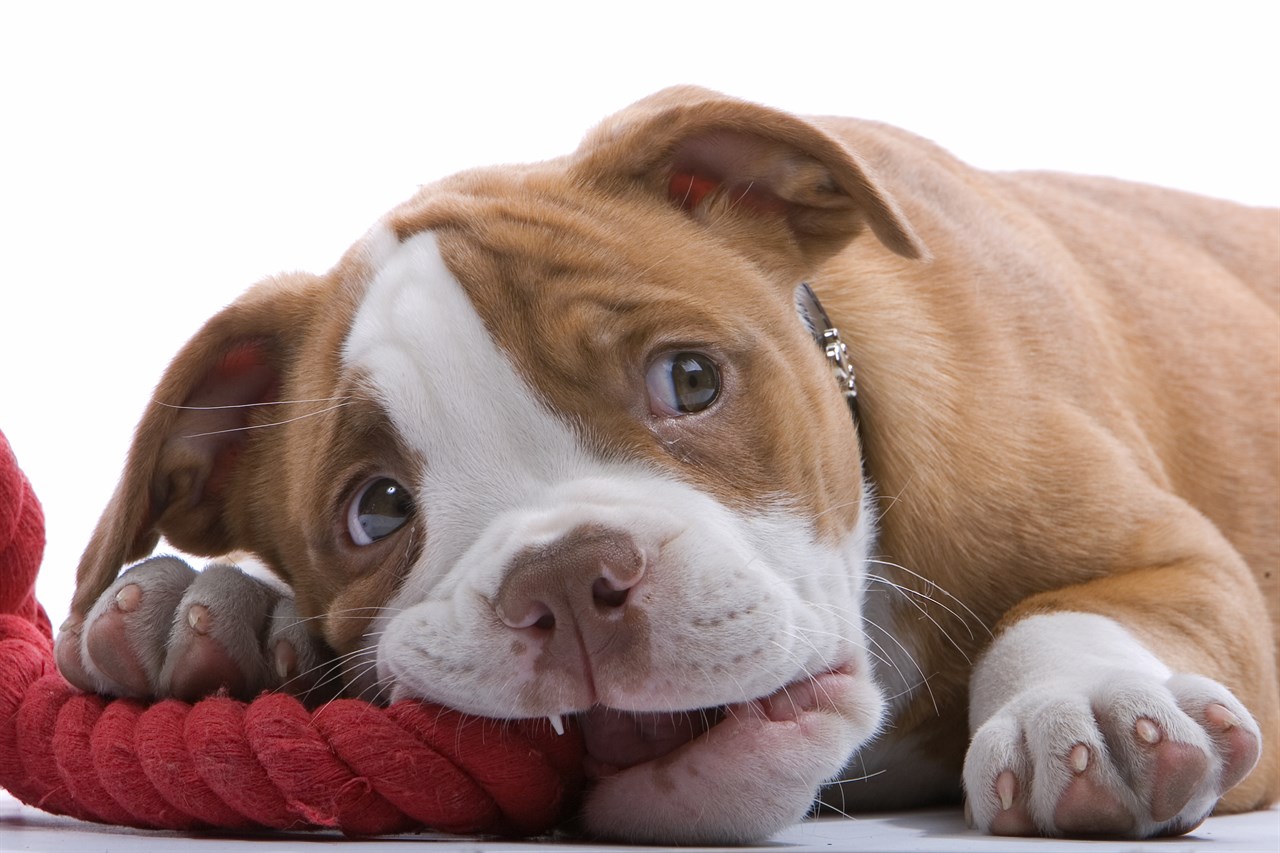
[{"xmin": 495, "ymin": 526, "xmax": 646, "ymax": 632}]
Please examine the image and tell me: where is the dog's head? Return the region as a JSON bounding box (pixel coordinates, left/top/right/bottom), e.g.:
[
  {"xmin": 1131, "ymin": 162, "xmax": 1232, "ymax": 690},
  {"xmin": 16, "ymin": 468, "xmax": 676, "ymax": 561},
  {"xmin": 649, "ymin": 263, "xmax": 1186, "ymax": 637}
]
[{"xmin": 75, "ymin": 87, "xmax": 921, "ymax": 767}]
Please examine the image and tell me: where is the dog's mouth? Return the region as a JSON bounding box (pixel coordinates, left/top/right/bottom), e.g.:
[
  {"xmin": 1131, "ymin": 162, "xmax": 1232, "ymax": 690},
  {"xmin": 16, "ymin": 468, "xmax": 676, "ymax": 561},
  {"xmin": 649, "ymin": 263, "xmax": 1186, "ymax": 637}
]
[
  {"xmin": 566, "ymin": 666, "xmax": 849, "ymax": 778},
  {"xmin": 577, "ymin": 705, "xmax": 724, "ymax": 778}
]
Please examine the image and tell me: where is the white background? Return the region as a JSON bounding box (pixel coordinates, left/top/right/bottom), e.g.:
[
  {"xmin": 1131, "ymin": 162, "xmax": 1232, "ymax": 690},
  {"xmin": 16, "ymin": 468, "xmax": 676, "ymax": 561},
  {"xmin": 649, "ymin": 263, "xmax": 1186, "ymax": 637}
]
[{"xmin": 1, "ymin": 0, "xmax": 1277, "ymax": 622}]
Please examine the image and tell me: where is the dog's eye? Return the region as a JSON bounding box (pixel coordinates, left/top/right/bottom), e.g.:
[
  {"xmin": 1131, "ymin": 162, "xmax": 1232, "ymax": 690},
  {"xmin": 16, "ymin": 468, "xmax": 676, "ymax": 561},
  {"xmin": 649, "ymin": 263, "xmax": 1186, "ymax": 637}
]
[
  {"xmin": 347, "ymin": 477, "xmax": 414, "ymax": 546},
  {"xmin": 646, "ymin": 351, "xmax": 721, "ymax": 416}
]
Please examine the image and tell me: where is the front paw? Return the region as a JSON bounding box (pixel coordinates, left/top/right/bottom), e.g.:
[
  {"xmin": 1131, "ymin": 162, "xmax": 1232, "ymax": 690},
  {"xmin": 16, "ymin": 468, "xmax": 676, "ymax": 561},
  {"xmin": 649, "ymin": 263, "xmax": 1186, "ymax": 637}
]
[
  {"xmin": 964, "ymin": 672, "xmax": 1261, "ymax": 837},
  {"xmin": 581, "ymin": 668, "xmax": 883, "ymax": 844},
  {"xmin": 54, "ymin": 556, "xmax": 338, "ymax": 702}
]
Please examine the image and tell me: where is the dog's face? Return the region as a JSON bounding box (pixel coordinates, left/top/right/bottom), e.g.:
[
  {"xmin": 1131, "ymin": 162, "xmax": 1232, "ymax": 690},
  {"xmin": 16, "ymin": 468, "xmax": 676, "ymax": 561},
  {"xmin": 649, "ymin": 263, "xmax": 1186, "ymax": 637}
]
[
  {"xmin": 74, "ymin": 86, "xmax": 921, "ymax": 776},
  {"xmin": 351, "ymin": 213, "xmax": 875, "ymax": 726}
]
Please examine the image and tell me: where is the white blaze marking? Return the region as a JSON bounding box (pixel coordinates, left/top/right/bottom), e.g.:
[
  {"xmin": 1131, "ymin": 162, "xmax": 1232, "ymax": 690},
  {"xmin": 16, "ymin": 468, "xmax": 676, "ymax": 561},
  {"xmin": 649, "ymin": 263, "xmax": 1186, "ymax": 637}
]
[
  {"xmin": 344, "ymin": 226, "xmax": 879, "ymax": 719},
  {"xmin": 346, "ymin": 229, "xmax": 596, "ymax": 599}
]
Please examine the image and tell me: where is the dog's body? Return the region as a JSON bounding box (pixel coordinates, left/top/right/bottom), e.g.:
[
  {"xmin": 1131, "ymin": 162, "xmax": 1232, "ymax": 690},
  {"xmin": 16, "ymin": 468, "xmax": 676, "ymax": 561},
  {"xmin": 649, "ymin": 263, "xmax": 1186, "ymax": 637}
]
[{"xmin": 55, "ymin": 88, "xmax": 1278, "ymax": 842}]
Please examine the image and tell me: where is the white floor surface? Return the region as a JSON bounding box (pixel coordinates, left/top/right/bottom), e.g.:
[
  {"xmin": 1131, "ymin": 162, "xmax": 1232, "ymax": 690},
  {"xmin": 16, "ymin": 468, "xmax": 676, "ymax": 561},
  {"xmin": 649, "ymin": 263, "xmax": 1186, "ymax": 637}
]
[{"xmin": 2, "ymin": 792, "xmax": 1277, "ymax": 852}]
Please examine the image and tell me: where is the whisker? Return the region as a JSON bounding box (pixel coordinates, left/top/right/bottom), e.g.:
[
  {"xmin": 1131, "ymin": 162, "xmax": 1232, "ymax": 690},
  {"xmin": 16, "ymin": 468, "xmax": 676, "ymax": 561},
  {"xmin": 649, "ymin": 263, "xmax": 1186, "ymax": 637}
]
[
  {"xmin": 859, "ymin": 616, "xmax": 940, "ymax": 715},
  {"xmin": 789, "ymin": 598, "xmax": 937, "ymax": 714},
  {"xmin": 812, "ymin": 496, "xmax": 864, "ymax": 521},
  {"xmin": 181, "ymin": 400, "xmax": 355, "ymax": 438},
  {"xmin": 866, "ymin": 570, "xmax": 976, "ymax": 642},
  {"xmin": 275, "ymin": 605, "xmax": 403, "ymax": 627},
  {"xmin": 873, "ymin": 473, "xmax": 917, "ymax": 521},
  {"xmin": 155, "ymin": 395, "xmax": 353, "ymax": 411},
  {"xmin": 867, "ymin": 557, "xmax": 992, "ymax": 639},
  {"xmin": 308, "ymin": 651, "xmax": 381, "ymax": 711},
  {"xmin": 829, "ymin": 767, "xmax": 888, "ymax": 786},
  {"xmin": 865, "ymin": 574, "xmax": 971, "ymax": 663}
]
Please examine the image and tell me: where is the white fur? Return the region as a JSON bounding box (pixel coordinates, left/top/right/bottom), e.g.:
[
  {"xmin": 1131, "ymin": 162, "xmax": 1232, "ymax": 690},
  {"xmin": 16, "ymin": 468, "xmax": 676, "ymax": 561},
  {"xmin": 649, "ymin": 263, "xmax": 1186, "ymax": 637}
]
[
  {"xmin": 965, "ymin": 611, "xmax": 1258, "ymax": 836},
  {"xmin": 969, "ymin": 612, "xmax": 1171, "ymax": 726},
  {"xmin": 343, "ymin": 229, "xmax": 882, "ymax": 725}
]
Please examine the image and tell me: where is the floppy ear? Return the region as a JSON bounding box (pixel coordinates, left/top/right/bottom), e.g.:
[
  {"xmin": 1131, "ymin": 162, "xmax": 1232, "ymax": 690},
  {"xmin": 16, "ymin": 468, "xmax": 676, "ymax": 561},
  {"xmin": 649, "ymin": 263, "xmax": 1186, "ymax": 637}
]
[
  {"xmin": 575, "ymin": 85, "xmax": 924, "ymax": 264},
  {"xmin": 71, "ymin": 273, "xmax": 329, "ymax": 616}
]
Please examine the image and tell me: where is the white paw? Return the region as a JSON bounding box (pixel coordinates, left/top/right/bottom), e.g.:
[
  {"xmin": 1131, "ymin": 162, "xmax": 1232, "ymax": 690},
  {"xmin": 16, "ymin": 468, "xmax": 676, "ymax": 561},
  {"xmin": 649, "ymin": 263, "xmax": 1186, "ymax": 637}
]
[
  {"xmin": 964, "ymin": 671, "xmax": 1261, "ymax": 837},
  {"xmin": 55, "ymin": 556, "xmax": 338, "ymax": 702}
]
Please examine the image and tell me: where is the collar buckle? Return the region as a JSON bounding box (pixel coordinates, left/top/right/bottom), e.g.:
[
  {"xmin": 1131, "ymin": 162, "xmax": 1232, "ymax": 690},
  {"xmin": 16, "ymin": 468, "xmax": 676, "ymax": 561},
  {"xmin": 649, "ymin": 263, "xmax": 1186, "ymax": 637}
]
[
  {"xmin": 822, "ymin": 327, "xmax": 859, "ymax": 416},
  {"xmin": 795, "ymin": 283, "xmax": 860, "ymax": 424}
]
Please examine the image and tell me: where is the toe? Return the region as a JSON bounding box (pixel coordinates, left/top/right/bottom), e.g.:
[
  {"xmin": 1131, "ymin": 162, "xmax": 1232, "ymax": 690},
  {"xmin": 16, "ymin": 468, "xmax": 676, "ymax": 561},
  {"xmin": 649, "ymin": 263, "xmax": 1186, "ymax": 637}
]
[
  {"xmin": 54, "ymin": 617, "xmax": 95, "ymax": 692},
  {"xmin": 164, "ymin": 603, "xmax": 253, "ymax": 700},
  {"xmin": 157, "ymin": 563, "xmax": 280, "ymax": 701},
  {"xmin": 1204, "ymin": 702, "xmax": 1260, "ymax": 793},
  {"xmin": 989, "ymin": 771, "xmax": 1037, "ymax": 835},
  {"xmin": 1147, "ymin": 735, "xmax": 1208, "ymax": 823},
  {"xmin": 1053, "ymin": 752, "xmax": 1134, "ymax": 836},
  {"xmin": 265, "ymin": 596, "xmax": 340, "ymax": 702},
  {"xmin": 84, "ymin": 589, "xmax": 152, "ymax": 696}
]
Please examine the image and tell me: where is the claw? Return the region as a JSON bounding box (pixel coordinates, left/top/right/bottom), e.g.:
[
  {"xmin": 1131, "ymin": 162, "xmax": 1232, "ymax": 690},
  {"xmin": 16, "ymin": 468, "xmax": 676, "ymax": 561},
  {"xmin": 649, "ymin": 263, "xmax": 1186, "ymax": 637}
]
[
  {"xmin": 1070, "ymin": 744, "xmax": 1089, "ymax": 773},
  {"xmin": 996, "ymin": 771, "xmax": 1015, "ymax": 811},
  {"xmin": 1204, "ymin": 703, "xmax": 1240, "ymax": 731},
  {"xmin": 186, "ymin": 603, "xmax": 212, "ymax": 634},
  {"xmin": 114, "ymin": 583, "xmax": 142, "ymax": 612},
  {"xmin": 1136, "ymin": 718, "xmax": 1161, "ymax": 744},
  {"xmin": 273, "ymin": 639, "xmax": 297, "ymax": 681}
]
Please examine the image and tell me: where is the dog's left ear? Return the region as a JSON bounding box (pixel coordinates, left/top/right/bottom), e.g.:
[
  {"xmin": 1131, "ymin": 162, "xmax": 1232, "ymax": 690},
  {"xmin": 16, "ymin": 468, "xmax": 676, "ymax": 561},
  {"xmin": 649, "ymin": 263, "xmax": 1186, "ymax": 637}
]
[
  {"xmin": 69, "ymin": 272, "xmax": 335, "ymax": 616},
  {"xmin": 575, "ymin": 85, "xmax": 925, "ymax": 265}
]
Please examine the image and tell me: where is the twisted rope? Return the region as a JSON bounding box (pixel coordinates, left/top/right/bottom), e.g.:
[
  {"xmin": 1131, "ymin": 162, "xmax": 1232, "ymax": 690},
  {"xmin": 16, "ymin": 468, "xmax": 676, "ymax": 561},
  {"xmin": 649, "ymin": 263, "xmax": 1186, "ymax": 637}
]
[{"xmin": 0, "ymin": 431, "xmax": 584, "ymax": 837}]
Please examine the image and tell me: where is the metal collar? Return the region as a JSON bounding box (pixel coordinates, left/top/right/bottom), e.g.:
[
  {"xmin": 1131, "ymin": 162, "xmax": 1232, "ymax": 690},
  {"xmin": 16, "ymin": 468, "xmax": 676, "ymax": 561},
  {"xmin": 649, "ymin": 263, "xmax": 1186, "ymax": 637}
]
[{"xmin": 794, "ymin": 282, "xmax": 860, "ymax": 425}]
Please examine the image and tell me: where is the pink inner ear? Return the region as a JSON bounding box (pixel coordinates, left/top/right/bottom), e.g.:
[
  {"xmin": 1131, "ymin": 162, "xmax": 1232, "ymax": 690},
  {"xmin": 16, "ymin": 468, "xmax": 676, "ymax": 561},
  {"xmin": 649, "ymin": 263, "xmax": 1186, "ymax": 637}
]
[
  {"xmin": 169, "ymin": 340, "xmax": 280, "ymax": 496},
  {"xmin": 668, "ymin": 170, "xmax": 788, "ymax": 216},
  {"xmin": 196, "ymin": 341, "xmax": 279, "ymax": 410},
  {"xmin": 669, "ymin": 171, "xmax": 720, "ymax": 211}
]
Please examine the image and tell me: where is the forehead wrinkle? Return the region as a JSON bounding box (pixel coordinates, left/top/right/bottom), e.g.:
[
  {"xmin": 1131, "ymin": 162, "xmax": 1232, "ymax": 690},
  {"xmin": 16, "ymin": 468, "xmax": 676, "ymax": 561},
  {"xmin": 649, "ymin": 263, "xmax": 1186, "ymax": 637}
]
[
  {"xmin": 420, "ymin": 178, "xmax": 787, "ymax": 352},
  {"xmin": 438, "ymin": 190, "xmax": 630, "ymax": 263},
  {"xmin": 439, "ymin": 228, "xmax": 760, "ymax": 358}
]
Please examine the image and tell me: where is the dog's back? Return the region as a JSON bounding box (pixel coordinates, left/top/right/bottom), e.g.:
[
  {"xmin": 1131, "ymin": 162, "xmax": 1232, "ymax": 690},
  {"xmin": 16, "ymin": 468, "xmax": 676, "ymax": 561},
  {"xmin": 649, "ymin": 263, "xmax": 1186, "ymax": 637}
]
[
  {"xmin": 819, "ymin": 115, "xmax": 1279, "ymax": 655},
  {"xmin": 1005, "ymin": 172, "xmax": 1279, "ymax": 598}
]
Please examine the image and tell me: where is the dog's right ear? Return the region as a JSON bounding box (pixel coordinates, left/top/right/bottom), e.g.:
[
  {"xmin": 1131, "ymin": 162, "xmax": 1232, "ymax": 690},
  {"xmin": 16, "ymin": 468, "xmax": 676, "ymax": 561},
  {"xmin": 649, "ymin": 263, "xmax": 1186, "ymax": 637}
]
[
  {"xmin": 71, "ymin": 273, "xmax": 331, "ymax": 616},
  {"xmin": 575, "ymin": 85, "xmax": 925, "ymax": 268}
]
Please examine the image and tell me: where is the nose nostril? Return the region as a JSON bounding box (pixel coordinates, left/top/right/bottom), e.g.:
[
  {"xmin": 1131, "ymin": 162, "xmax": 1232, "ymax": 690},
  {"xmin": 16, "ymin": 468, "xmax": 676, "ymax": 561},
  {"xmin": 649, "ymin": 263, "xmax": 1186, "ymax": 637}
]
[
  {"xmin": 501, "ymin": 527, "xmax": 645, "ymax": 627},
  {"xmin": 498, "ymin": 601, "xmax": 556, "ymax": 630},
  {"xmin": 592, "ymin": 577, "xmax": 630, "ymax": 609}
]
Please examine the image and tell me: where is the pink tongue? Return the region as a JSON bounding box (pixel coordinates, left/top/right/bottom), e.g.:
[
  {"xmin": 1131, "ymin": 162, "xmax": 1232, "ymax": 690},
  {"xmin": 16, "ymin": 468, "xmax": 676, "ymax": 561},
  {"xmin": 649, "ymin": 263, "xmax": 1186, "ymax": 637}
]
[{"xmin": 579, "ymin": 706, "xmax": 721, "ymax": 773}]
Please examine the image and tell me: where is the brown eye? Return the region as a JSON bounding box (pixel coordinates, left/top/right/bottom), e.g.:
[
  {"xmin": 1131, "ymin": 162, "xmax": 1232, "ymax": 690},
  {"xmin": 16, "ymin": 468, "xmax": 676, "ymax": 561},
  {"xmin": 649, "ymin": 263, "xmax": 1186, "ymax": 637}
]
[
  {"xmin": 347, "ymin": 477, "xmax": 414, "ymax": 546},
  {"xmin": 646, "ymin": 351, "xmax": 721, "ymax": 416}
]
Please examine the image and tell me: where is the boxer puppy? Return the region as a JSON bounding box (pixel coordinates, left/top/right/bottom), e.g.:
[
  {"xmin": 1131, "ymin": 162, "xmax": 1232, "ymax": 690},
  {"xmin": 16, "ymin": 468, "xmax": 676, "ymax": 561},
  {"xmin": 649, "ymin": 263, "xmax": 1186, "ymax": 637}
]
[{"xmin": 56, "ymin": 86, "xmax": 1278, "ymax": 842}]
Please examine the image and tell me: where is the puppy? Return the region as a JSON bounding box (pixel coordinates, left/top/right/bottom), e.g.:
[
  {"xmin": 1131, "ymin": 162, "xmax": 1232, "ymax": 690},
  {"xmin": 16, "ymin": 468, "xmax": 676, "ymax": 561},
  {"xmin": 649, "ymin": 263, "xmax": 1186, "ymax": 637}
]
[{"xmin": 55, "ymin": 87, "xmax": 1278, "ymax": 842}]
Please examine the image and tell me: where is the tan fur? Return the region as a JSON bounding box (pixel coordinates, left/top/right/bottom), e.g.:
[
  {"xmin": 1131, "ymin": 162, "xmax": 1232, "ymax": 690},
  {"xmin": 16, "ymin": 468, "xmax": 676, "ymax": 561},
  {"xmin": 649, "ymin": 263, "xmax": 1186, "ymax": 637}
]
[
  {"xmin": 73, "ymin": 86, "xmax": 1279, "ymax": 817},
  {"xmin": 804, "ymin": 117, "xmax": 1280, "ymax": 809}
]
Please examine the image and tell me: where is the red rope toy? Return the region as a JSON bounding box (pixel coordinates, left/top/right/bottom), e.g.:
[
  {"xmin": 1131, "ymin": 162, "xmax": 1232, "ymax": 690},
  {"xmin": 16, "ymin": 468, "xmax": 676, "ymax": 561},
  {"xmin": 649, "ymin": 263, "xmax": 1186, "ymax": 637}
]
[{"xmin": 0, "ymin": 429, "xmax": 584, "ymax": 836}]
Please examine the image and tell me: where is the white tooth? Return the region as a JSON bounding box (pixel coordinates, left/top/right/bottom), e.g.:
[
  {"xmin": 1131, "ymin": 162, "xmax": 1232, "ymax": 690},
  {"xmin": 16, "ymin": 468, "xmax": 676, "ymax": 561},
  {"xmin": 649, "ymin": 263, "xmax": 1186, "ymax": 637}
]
[{"xmin": 547, "ymin": 714, "xmax": 565, "ymax": 736}]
